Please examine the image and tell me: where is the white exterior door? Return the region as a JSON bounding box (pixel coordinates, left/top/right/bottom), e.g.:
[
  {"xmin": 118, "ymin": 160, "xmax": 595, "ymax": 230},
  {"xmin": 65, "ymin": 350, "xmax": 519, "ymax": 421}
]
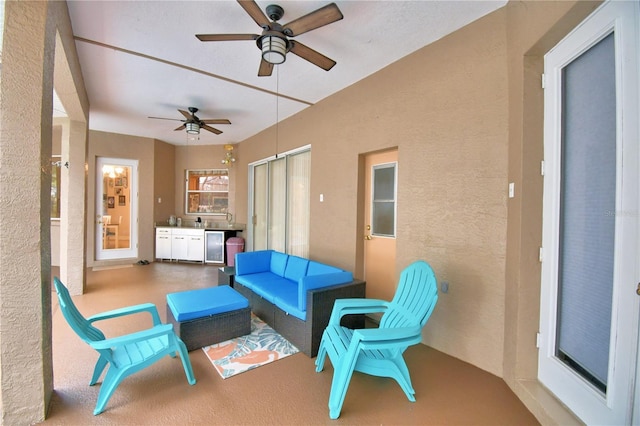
[
  {"xmin": 95, "ymin": 157, "xmax": 139, "ymax": 260},
  {"xmin": 539, "ymin": 2, "xmax": 640, "ymax": 424}
]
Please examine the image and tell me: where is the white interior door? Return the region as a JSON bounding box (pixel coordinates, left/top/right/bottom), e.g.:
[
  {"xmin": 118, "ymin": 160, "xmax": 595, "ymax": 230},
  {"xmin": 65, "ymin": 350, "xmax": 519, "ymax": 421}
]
[
  {"xmin": 96, "ymin": 157, "xmax": 139, "ymax": 260},
  {"xmin": 538, "ymin": 2, "xmax": 639, "ymax": 424}
]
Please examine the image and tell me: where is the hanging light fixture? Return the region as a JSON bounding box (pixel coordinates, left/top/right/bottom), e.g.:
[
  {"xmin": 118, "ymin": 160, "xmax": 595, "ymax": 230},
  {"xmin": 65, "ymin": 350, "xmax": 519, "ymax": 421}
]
[
  {"xmin": 186, "ymin": 122, "xmax": 200, "ymax": 135},
  {"xmin": 221, "ymin": 144, "xmax": 236, "ymax": 165},
  {"xmin": 260, "ymin": 34, "xmax": 288, "ymax": 65}
]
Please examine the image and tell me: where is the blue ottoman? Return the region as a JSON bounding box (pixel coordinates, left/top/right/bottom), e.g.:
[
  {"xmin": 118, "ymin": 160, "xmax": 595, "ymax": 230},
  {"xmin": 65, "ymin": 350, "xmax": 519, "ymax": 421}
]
[{"xmin": 166, "ymin": 286, "xmax": 251, "ymax": 351}]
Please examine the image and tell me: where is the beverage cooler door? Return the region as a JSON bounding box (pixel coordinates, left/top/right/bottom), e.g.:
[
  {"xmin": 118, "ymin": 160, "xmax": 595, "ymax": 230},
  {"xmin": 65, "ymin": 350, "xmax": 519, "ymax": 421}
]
[{"xmin": 205, "ymin": 231, "xmax": 224, "ymax": 263}]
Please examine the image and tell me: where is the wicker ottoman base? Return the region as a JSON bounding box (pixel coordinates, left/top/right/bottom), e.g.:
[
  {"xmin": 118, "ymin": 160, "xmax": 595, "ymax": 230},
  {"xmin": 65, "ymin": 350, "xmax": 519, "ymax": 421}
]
[{"xmin": 167, "ymin": 305, "xmax": 251, "ymax": 351}]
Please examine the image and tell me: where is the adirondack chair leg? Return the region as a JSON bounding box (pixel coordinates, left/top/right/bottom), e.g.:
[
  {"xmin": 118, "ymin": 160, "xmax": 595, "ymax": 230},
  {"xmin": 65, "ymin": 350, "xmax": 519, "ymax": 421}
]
[
  {"xmin": 328, "ymin": 350, "xmax": 359, "ymax": 419},
  {"xmin": 176, "ymin": 339, "xmax": 196, "ymax": 385},
  {"xmin": 90, "ymin": 356, "xmax": 109, "ymax": 385},
  {"xmin": 94, "ymin": 367, "xmax": 127, "ymax": 415},
  {"xmin": 392, "ymin": 357, "xmax": 416, "ymax": 401},
  {"xmin": 315, "ymin": 335, "xmax": 328, "ymax": 372}
]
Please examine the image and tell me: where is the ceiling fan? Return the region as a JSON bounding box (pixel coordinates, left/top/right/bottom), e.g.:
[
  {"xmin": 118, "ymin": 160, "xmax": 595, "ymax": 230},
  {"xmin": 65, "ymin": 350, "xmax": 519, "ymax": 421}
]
[
  {"xmin": 196, "ymin": 0, "xmax": 343, "ymax": 76},
  {"xmin": 148, "ymin": 107, "xmax": 231, "ymax": 135}
]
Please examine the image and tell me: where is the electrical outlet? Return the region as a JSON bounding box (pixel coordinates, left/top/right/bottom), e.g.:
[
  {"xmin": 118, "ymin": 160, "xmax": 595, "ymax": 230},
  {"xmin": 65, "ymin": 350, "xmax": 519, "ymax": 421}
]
[{"xmin": 441, "ymin": 281, "xmax": 449, "ymax": 293}]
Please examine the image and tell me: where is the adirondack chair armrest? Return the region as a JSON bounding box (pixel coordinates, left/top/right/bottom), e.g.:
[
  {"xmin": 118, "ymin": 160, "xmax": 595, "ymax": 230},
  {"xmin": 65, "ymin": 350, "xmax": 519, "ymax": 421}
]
[
  {"xmin": 351, "ymin": 326, "xmax": 423, "ymax": 349},
  {"xmin": 90, "ymin": 323, "xmax": 174, "ymax": 350},
  {"xmin": 87, "ymin": 303, "xmax": 162, "ymax": 326},
  {"xmin": 328, "ymin": 298, "xmax": 389, "ymax": 325}
]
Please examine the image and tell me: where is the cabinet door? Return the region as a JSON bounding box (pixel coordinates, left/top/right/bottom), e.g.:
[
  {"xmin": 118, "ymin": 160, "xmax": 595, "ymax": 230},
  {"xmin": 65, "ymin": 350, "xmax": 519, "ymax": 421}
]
[
  {"xmin": 172, "ymin": 234, "xmax": 188, "ymax": 260},
  {"xmin": 187, "ymin": 235, "xmax": 205, "ymax": 262},
  {"xmin": 155, "ymin": 229, "xmax": 172, "ymax": 260},
  {"xmin": 205, "ymin": 231, "xmax": 224, "ymax": 263}
]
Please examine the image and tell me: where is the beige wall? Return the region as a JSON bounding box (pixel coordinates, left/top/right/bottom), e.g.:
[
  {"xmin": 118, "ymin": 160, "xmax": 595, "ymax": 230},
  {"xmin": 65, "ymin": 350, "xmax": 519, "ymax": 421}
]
[{"xmin": 153, "ymin": 139, "xmax": 176, "ymax": 224}]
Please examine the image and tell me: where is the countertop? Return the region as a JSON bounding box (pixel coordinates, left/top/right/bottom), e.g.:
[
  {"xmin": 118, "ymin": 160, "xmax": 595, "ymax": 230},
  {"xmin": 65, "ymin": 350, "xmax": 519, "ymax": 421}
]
[{"xmin": 155, "ymin": 222, "xmax": 245, "ymax": 231}]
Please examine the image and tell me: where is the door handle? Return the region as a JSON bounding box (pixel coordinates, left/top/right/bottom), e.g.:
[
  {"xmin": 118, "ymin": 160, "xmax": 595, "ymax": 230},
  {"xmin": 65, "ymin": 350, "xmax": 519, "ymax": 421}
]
[
  {"xmin": 636, "ymin": 283, "xmax": 640, "ymax": 296},
  {"xmin": 365, "ymin": 235, "xmax": 372, "ymax": 240}
]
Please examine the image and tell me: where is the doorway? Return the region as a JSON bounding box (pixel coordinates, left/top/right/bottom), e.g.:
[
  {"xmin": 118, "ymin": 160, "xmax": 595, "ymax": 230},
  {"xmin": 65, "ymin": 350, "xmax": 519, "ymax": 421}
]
[
  {"xmin": 96, "ymin": 157, "xmax": 138, "ymax": 260},
  {"xmin": 538, "ymin": 1, "xmax": 639, "ymax": 423},
  {"xmin": 362, "ymin": 149, "xmax": 398, "ymax": 304}
]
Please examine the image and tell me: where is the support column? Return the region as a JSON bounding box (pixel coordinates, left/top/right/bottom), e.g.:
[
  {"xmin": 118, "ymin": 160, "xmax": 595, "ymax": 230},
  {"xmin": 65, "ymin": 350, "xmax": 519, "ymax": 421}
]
[
  {"xmin": 0, "ymin": 1, "xmax": 54, "ymax": 423},
  {"xmin": 59, "ymin": 119, "xmax": 87, "ymax": 295}
]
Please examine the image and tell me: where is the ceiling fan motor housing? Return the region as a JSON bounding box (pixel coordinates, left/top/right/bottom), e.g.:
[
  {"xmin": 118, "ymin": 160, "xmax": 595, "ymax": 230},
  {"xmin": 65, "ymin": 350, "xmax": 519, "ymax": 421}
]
[{"xmin": 266, "ymin": 4, "xmax": 284, "ymax": 22}]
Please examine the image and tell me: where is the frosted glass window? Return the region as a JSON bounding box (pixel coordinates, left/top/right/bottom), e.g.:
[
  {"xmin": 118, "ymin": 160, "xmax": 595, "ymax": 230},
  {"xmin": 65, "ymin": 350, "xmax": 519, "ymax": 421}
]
[
  {"xmin": 372, "ymin": 164, "xmax": 396, "ymax": 237},
  {"xmin": 557, "ymin": 32, "xmax": 615, "ymax": 390}
]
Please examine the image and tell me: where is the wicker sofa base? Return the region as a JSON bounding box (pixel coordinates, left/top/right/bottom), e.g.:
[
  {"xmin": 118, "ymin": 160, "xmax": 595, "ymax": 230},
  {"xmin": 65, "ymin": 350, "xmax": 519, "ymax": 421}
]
[
  {"xmin": 167, "ymin": 305, "xmax": 251, "ymax": 351},
  {"xmin": 234, "ymin": 280, "xmax": 366, "ymax": 357}
]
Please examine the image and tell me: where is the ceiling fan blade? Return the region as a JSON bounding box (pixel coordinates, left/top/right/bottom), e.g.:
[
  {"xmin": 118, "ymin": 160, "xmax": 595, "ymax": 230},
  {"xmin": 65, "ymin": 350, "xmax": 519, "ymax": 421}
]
[
  {"xmin": 289, "ymin": 40, "xmax": 336, "ymax": 71},
  {"xmin": 148, "ymin": 116, "xmax": 182, "ymax": 122},
  {"xmin": 174, "ymin": 124, "xmax": 186, "ymax": 131},
  {"xmin": 178, "ymin": 109, "xmax": 192, "ymax": 120},
  {"xmin": 201, "ymin": 124, "xmax": 223, "ymax": 135},
  {"xmin": 201, "ymin": 119, "xmax": 231, "ymax": 125},
  {"xmin": 283, "ymin": 3, "xmax": 343, "ymax": 37},
  {"xmin": 258, "ymin": 58, "xmax": 274, "ymax": 77},
  {"xmin": 237, "ymin": 0, "xmax": 270, "ymax": 29},
  {"xmin": 196, "ymin": 33, "xmax": 258, "ymax": 42}
]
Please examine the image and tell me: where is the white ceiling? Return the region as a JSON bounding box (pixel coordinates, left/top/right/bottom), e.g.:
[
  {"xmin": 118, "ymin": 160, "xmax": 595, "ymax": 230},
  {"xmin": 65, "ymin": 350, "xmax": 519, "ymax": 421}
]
[{"xmin": 65, "ymin": 0, "xmax": 506, "ymax": 146}]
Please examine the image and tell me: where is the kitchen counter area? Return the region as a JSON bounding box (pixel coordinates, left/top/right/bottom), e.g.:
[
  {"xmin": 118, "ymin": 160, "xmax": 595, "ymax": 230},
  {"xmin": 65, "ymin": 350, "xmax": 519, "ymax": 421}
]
[{"xmin": 155, "ymin": 221, "xmax": 245, "ymax": 264}]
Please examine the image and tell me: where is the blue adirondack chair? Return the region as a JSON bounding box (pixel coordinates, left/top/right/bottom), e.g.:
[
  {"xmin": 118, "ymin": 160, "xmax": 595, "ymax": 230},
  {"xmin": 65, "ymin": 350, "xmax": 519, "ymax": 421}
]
[
  {"xmin": 315, "ymin": 260, "xmax": 438, "ymax": 419},
  {"xmin": 53, "ymin": 277, "xmax": 196, "ymax": 415}
]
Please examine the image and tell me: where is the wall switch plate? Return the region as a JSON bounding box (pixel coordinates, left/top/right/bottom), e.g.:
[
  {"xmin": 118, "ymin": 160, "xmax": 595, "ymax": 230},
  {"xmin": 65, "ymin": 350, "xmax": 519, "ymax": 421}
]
[
  {"xmin": 320, "ymin": 194, "xmax": 324, "ymax": 202},
  {"xmin": 508, "ymin": 182, "xmax": 515, "ymax": 198},
  {"xmin": 441, "ymin": 281, "xmax": 449, "ymax": 293}
]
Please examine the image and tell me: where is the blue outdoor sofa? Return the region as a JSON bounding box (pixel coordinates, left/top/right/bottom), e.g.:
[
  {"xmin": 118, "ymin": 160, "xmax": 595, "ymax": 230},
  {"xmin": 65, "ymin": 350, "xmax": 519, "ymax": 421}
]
[{"xmin": 234, "ymin": 250, "xmax": 366, "ymax": 357}]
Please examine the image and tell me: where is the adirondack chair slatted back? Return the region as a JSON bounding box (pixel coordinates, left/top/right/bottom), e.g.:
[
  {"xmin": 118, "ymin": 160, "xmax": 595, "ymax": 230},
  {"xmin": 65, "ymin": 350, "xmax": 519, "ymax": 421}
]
[
  {"xmin": 380, "ymin": 261, "xmax": 438, "ymax": 329},
  {"xmin": 54, "ymin": 277, "xmax": 106, "ymax": 343}
]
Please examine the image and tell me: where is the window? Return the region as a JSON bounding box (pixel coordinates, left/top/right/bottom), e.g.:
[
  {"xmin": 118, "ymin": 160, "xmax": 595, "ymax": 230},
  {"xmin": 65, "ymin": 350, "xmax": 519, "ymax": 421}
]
[
  {"xmin": 51, "ymin": 156, "xmax": 62, "ymax": 219},
  {"xmin": 185, "ymin": 169, "xmax": 229, "ymax": 215}
]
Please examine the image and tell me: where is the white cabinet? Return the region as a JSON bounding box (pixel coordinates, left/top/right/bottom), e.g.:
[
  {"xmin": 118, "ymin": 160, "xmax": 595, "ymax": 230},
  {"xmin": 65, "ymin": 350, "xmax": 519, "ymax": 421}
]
[
  {"xmin": 155, "ymin": 228, "xmax": 172, "ymax": 260},
  {"xmin": 156, "ymin": 227, "xmax": 204, "ymax": 262},
  {"xmin": 187, "ymin": 232, "xmax": 205, "ymax": 262}
]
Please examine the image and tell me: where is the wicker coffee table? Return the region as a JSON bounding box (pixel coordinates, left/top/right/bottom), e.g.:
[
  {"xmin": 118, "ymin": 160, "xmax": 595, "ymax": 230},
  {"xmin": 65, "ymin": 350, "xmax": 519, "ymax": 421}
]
[{"xmin": 166, "ymin": 285, "xmax": 251, "ymax": 351}]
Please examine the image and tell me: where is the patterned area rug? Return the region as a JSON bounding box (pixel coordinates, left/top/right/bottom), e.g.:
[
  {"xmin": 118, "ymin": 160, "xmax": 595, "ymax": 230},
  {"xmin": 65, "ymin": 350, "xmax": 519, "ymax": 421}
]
[{"xmin": 202, "ymin": 315, "xmax": 299, "ymax": 379}]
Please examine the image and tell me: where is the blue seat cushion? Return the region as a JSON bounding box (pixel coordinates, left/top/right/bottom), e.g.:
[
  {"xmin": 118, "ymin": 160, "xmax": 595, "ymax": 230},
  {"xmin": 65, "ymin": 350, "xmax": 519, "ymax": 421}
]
[
  {"xmin": 167, "ymin": 286, "xmax": 249, "ymax": 322},
  {"xmin": 284, "ymin": 256, "xmax": 309, "ymax": 281}
]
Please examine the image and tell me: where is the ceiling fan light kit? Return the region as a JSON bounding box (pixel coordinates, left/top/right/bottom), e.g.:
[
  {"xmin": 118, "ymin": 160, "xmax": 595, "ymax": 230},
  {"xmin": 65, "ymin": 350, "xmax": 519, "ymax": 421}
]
[
  {"xmin": 185, "ymin": 122, "xmax": 200, "ymax": 135},
  {"xmin": 261, "ymin": 34, "xmax": 287, "ymax": 64}
]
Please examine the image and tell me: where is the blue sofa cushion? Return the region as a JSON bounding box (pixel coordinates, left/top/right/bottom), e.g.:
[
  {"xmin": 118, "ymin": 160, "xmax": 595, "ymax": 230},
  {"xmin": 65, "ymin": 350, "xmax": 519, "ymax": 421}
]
[
  {"xmin": 270, "ymin": 251, "xmax": 289, "ymax": 277},
  {"xmin": 274, "ymin": 291, "xmax": 306, "ymax": 321},
  {"xmin": 236, "ymin": 273, "xmax": 292, "ymax": 304},
  {"xmin": 167, "ymin": 286, "xmax": 249, "ymax": 322},
  {"xmin": 235, "ymin": 250, "xmax": 272, "ymax": 276},
  {"xmin": 284, "ymin": 256, "xmax": 309, "ymax": 282},
  {"xmin": 307, "ymin": 261, "xmax": 341, "ymax": 276}
]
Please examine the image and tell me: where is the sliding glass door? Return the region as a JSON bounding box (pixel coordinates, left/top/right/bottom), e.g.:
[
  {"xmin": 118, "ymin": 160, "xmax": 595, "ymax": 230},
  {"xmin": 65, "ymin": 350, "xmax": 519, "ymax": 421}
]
[{"xmin": 248, "ymin": 147, "xmax": 310, "ymax": 257}]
